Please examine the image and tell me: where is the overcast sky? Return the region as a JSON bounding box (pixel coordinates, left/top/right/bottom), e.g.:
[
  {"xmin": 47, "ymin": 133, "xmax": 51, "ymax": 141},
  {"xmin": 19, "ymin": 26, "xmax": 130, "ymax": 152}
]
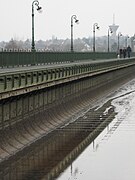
[{"xmin": 0, "ymin": 0, "xmax": 134, "ymax": 41}]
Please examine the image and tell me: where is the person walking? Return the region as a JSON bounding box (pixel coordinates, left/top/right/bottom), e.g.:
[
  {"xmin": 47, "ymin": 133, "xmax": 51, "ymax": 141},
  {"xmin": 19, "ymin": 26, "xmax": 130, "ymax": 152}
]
[
  {"xmin": 119, "ymin": 48, "xmax": 123, "ymax": 58},
  {"xmin": 127, "ymin": 45, "xmax": 132, "ymax": 58},
  {"xmin": 123, "ymin": 47, "xmax": 127, "ymax": 58}
]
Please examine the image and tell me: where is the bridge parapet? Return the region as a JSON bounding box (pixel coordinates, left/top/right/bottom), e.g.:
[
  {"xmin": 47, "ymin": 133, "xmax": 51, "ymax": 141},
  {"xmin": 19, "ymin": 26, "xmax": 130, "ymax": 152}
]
[
  {"xmin": 0, "ymin": 58, "xmax": 135, "ymax": 100},
  {"xmin": 0, "ymin": 51, "xmax": 119, "ymax": 68}
]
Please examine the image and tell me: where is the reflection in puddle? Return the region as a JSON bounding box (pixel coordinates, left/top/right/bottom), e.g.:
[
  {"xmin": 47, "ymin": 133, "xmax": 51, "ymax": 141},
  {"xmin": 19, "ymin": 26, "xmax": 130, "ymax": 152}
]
[
  {"xmin": 58, "ymin": 81, "xmax": 135, "ymax": 180},
  {"xmin": 0, "ymin": 101, "xmax": 116, "ymax": 180}
]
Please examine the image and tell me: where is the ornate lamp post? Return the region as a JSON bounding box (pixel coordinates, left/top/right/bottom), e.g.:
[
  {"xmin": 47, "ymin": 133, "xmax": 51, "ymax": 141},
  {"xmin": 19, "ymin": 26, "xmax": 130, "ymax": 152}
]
[
  {"xmin": 71, "ymin": 15, "xmax": 79, "ymax": 52},
  {"xmin": 31, "ymin": 0, "xmax": 42, "ymax": 52},
  {"xmin": 107, "ymin": 28, "xmax": 113, "ymax": 52},
  {"xmin": 93, "ymin": 23, "xmax": 99, "ymax": 52},
  {"xmin": 117, "ymin": 32, "xmax": 122, "ymax": 52}
]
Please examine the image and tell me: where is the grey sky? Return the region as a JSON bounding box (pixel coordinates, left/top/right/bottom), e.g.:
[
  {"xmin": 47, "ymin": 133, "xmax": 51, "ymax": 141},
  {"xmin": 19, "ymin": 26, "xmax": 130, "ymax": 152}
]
[{"xmin": 0, "ymin": 0, "xmax": 134, "ymax": 41}]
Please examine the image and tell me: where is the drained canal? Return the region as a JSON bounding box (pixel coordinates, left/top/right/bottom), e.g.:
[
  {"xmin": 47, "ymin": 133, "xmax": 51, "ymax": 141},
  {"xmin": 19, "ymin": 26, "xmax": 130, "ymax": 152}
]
[
  {"xmin": 1, "ymin": 78, "xmax": 135, "ymax": 180},
  {"xmin": 58, "ymin": 78, "xmax": 135, "ymax": 180}
]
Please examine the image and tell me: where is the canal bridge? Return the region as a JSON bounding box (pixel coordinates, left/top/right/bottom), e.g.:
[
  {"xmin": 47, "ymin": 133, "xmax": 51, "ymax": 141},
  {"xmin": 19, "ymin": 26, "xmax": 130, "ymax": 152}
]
[{"xmin": 0, "ymin": 51, "xmax": 135, "ymax": 171}]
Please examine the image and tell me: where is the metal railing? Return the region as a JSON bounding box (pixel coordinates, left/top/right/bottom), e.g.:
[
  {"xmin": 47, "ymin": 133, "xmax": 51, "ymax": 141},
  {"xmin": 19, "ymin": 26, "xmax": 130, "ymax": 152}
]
[{"xmin": 0, "ymin": 51, "xmax": 119, "ymax": 68}]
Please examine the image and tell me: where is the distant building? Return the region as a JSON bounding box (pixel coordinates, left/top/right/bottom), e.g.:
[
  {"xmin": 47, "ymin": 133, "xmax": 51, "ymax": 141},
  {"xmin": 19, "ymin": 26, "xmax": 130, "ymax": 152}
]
[{"xmin": 109, "ymin": 14, "xmax": 119, "ymax": 40}]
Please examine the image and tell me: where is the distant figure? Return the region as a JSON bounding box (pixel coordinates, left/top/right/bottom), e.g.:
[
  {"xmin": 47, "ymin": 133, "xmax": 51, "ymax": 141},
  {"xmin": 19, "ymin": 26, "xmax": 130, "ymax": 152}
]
[
  {"xmin": 119, "ymin": 49, "xmax": 123, "ymax": 58},
  {"xmin": 127, "ymin": 45, "xmax": 132, "ymax": 58},
  {"xmin": 123, "ymin": 47, "xmax": 127, "ymax": 58}
]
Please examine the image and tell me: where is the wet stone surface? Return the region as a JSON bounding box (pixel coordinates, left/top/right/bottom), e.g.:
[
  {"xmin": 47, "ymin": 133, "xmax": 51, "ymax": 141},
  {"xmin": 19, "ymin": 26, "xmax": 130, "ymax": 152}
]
[{"xmin": 1, "ymin": 78, "xmax": 135, "ymax": 180}]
